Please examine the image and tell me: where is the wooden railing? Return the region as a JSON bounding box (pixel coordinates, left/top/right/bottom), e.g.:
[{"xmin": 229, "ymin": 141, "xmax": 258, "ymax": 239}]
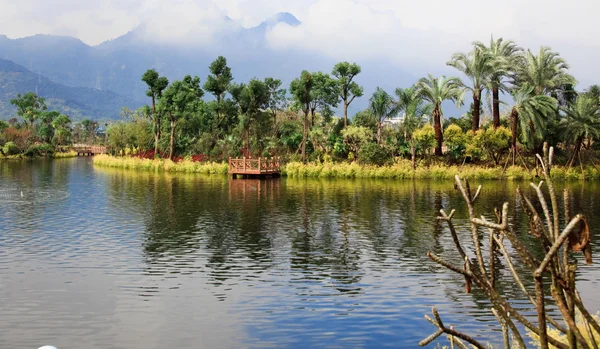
[
  {"xmin": 228, "ymin": 157, "xmax": 281, "ymax": 174},
  {"xmin": 71, "ymin": 144, "xmax": 108, "ymax": 155}
]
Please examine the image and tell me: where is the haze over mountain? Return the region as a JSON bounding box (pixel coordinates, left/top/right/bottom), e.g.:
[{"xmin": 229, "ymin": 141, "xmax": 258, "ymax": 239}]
[
  {"xmin": 1, "ymin": 0, "xmax": 599, "ymax": 121},
  {"xmin": 0, "ymin": 58, "xmax": 141, "ymax": 120},
  {"xmin": 0, "ymin": 11, "xmax": 418, "ymax": 120}
]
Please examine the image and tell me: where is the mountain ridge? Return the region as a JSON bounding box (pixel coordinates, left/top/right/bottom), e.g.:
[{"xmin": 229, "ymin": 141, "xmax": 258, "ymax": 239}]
[{"xmin": 0, "ymin": 58, "xmax": 142, "ymax": 120}]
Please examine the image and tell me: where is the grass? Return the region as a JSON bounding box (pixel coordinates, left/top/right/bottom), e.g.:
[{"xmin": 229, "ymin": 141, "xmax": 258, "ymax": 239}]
[
  {"xmin": 0, "ymin": 151, "xmax": 78, "ymax": 160},
  {"xmin": 53, "ymin": 151, "xmax": 78, "ymax": 159},
  {"xmin": 92, "ymin": 155, "xmax": 600, "ymax": 180},
  {"xmin": 93, "ymin": 154, "xmax": 229, "ymax": 174}
]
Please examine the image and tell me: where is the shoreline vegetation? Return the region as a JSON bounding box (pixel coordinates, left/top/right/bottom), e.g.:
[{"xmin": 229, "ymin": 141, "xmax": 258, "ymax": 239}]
[
  {"xmin": 92, "ymin": 154, "xmax": 600, "ymax": 181},
  {"xmin": 4, "ymin": 37, "xmax": 600, "ymax": 182},
  {"xmin": 0, "ymin": 150, "xmax": 78, "ymax": 160}
]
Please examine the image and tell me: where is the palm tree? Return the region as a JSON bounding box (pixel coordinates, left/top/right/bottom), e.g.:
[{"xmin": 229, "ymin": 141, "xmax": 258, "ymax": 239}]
[
  {"xmin": 395, "ymin": 86, "xmax": 432, "ymax": 169},
  {"xmin": 474, "ymin": 37, "xmax": 522, "ymax": 128},
  {"xmin": 447, "ymin": 47, "xmax": 494, "ymax": 131},
  {"xmin": 515, "ymin": 46, "xmax": 576, "ymax": 96},
  {"xmin": 508, "ymin": 84, "xmax": 557, "ymax": 164},
  {"xmin": 560, "ymin": 95, "xmax": 600, "ymax": 168},
  {"xmin": 369, "ymin": 87, "xmax": 395, "ymax": 144},
  {"xmin": 415, "ymin": 75, "xmax": 464, "ymax": 156}
]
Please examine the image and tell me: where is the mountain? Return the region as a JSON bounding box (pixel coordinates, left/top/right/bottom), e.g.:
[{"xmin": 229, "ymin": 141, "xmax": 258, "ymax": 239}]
[
  {"xmin": 0, "ymin": 58, "xmax": 142, "ymax": 120},
  {"xmin": 0, "ymin": 12, "xmax": 418, "ymax": 117}
]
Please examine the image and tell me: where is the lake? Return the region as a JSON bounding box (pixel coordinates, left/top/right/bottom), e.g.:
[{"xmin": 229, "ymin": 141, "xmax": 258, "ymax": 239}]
[{"xmin": 1, "ymin": 158, "xmax": 598, "ymax": 348}]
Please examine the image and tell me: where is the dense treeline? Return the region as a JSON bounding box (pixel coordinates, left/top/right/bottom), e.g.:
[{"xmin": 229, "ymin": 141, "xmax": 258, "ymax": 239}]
[
  {"xmin": 0, "ymin": 92, "xmax": 101, "ymax": 157},
  {"xmin": 4, "ymin": 37, "xmax": 600, "ymax": 170}
]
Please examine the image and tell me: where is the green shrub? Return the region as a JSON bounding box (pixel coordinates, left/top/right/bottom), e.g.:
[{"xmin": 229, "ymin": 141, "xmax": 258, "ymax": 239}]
[
  {"xmin": 358, "ymin": 142, "xmax": 392, "ymax": 166},
  {"xmin": 25, "ymin": 143, "xmax": 55, "ymax": 157},
  {"xmin": 3, "ymin": 141, "xmax": 21, "ymax": 155},
  {"xmin": 444, "ymin": 124, "xmax": 467, "ymax": 161},
  {"xmin": 413, "ymin": 124, "xmax": 436, "ymax": 155}
]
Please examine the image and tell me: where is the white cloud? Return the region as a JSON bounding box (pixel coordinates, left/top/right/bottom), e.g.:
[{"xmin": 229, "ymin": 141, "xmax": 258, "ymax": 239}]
[
  {"xmin": 0, "ymin": 0, "xmax": 599, "ymax": 87},
  {"xmin": 264, "ymin": 0, "xmax": 600, "ymax": 86}
]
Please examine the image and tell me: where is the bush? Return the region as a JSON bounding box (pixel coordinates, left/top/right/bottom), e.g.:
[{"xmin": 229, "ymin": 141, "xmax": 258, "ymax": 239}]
[
  {"xmin": 413, "ymin": 124, "xmax": 436, "ymax": 155},
  {"xmin": 3, "ymin": 141, "xmax": 21, "ymax": 155},
  {"xmin": 444, "ymin": 124, "xmax": 467, "ymax": 161},
  {"xmin": 25, "ymin": 143, "xmax": 55, "ymax": 157},
  {"xmin": 358, "ymin": 142, "xmax": 392, "ymax": 166}
]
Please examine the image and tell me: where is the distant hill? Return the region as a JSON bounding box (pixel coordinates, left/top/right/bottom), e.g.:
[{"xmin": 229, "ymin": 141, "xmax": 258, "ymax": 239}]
[
  {"xmin": 0, "ymin": 12, "xmax": 418, "ymax": 116},
  {"xmin": 0, "ymin": 58, "xmax": 142, "ymax": 120}
]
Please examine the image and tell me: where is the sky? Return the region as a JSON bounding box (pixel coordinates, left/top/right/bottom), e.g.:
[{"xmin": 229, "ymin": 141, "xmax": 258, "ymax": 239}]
[{"xmin": 1, "ymin": 0, "xmax": 599, "ymax": 87}]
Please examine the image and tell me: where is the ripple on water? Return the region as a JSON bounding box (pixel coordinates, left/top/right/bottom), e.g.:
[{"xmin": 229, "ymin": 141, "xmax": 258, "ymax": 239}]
[{"xmin": 1, "ymin": 160, "xmax": 600, "ymax": 348}]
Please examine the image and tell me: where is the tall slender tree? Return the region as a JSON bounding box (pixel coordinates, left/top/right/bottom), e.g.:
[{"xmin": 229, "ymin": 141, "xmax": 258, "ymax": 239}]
[
  {"xmin": 308, "ymin": 72, "xmax": 339, "ymax": 127},
  {"xmin": 508, "ymin": 84, "xmax": 557, "ymax": 164},
  {"xmin": 233, "ymin": 79, "xmax": 270, "ymax": 153},
  {"xmin": 332, "ymin": 62, "xmax": 364, "ymax": 127},
  {"xmin": 264, "ymin": 77, "xmax": 287, "ymax": 125},
  {"xmin": 447, "ymin": 47, "xmax": 494, "ymax": 131},
  {"xmin": 415, "ymin": 75, "xmax": 464, "ymax": 156},
  {"xmin": 474, "ymin": 37, "xmax": 522, "ymax": 128},
  {"xmin": 204, "ymin": 56, "xmax": 234, "ymax": 131},
  {"xmin": 369, "ymin": 87, "xmax": 395, "ymax": 144},
  {"xmin": 289, "ymin": 71, "xmax": 313, "ymax": 163},
  {"xmin": 160, "ymin": 75, "xmax": 204, "ymax": 160},
  {"xmin": 395, "ymin": 86, "xmax": 432, "ymax": 169},
  {"xmin": 560, "ymin": 95, "xmax": 600, "ymax": 167},
  {"xmin": 141, "ymin": 69, "xmax": 169, "ymax": 154}
]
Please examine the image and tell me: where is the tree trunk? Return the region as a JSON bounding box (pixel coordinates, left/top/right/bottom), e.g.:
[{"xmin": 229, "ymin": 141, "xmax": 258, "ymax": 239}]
[
  {"xmin": 168, "ymin": 114, "xmax": 176, "ymax": 160},
  {"xmin": 433, "ymin": 106, "xmax": 443, "ymax": 156},
  {"xmin": 569, "ymin": 136, "xmax": 584, "ymax": 168},
  {"xmin": 492, "ymin": 87, "xmax": 500, "ymax": 129},
  {"xmin": 411, "ymin": 138, "xmax": 416, "ymax": 170},
  {"xmin": 301, "ymin": 110, "xmax": 308, "ymax": 163},
  {"xmin": 510, "ymin": 108, "xmax": 518, "ymax": 166},
  {"xmin": 377, "ymin": 121, "xmax": 382, "ymax": 144},
  {"xmin": 472, "ymin": 91, "xmax": 481, "ymax": 132},
  {"xmin": 344, "ymin": 103, "xmax": 348, "ymax": 127}
]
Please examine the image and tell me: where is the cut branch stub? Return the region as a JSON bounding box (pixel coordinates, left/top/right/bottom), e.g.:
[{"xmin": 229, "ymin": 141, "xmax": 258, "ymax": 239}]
[
  {"xmin": 568, "ymin": 217, "xmax": 592, "ymax": 265},
  {"xmin": 569, "ymin": 217, "xmax": 590, "ymax": 252}
]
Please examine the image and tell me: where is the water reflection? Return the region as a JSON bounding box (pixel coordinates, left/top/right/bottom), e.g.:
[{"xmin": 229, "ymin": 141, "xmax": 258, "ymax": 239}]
[{"xmin": 1, "ymin": 159, "xmax": 599, "ymax": 348}]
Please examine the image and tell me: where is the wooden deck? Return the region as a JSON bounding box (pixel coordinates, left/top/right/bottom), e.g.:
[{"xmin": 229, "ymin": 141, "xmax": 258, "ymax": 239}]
[{"xmin": 229, "ymin": 157, "xmax": 281, "ymax": 178}]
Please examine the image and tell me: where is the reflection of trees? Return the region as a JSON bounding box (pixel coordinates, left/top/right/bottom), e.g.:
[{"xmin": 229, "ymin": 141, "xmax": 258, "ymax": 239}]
[{"xmin": 99, "ymin": 170, "xmax": 600, "ymax": 309}]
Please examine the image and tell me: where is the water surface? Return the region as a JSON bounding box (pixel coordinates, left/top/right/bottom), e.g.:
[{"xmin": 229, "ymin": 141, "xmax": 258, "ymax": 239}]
[{"xmin": 1, "ymin": 158, "xmax": 598, "ymax": 348}]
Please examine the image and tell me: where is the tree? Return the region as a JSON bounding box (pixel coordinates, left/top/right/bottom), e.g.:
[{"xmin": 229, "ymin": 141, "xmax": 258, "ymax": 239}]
[
  {"xmin": 395, "ymin": 86, "xmax": 432, "ymax": 169},
  {"xmin": 51, "ymin": 114, "xmax": 72, "ymax": 146},
  {"xmin": 38, "ymin": 110, "xmax": 61, "ymax": 143},
  {"xmin": 474, "ymin": 37, "xmax": 522, "ymax": 128},
  {"xmin": 332, "ymin": 62, "xmax": 364, "ymax": 127},
  {"xmin": 560, "ymin": 95, "xmax": 600, "ymax": 167},
  {"xmin": 415, "ymin": 75, "xmax": 464, "ymax": 156},
  {"xmin": 160, "ymin": 75, "xmax": 204, "ymax": 159},
  {"xmin": 447, "ymin": 47, "xmax": 494, "ymax": 131},
  {"xmin": 369, "ymin": 87, "xmax": 395, "ymax": 144},
  {"xmin": 264, "ymin": 77, "xmax": 287, "ymax": 124},
  {"xmin": 582, "ymin": 85, "xmax": 600, "ymax": 110},
  {"xmin": 341, "ymin": 126, "xmax": 373, "ymax": 159},
  {"xmin": 141, "ymin": 69, "xmax": 169, "ymax": 154},
  {"xmin": 515, "ymin": 46, "xmax": 576, "ymax": 96},
  {"xmin": 80, "ymin": 119, "xmax": 98, "ymax": 144},
  {"xmin": 10, "ymin": 92, "xmax": 47, "ymax": 128},
  {"xmin": 508, "ymin": 84, "xmax": 557, "ymax": 164},
  {"xmin": 233, "ymin": 79, "xmax": 270, "ymax": 153},
  {"xmin": 289, "ymin": 71, "xmax": 313, "ymax": 163},
  {"xmin": 308, "ymin": 72, "xmax": 339, "ymax": 127}
]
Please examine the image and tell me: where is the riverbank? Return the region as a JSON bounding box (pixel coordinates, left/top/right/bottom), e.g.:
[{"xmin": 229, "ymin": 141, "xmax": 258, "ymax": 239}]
[
  {"xmin": 93, "ymin": 155, "xmax": 600, "ymax": 180},
  {"xmin": 92, "ymin": 154, "xmax": 228, "ymax": 174},
  {"xmin": 0, "ymin": 151, "xmax": 78, "ymax": 160}
]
